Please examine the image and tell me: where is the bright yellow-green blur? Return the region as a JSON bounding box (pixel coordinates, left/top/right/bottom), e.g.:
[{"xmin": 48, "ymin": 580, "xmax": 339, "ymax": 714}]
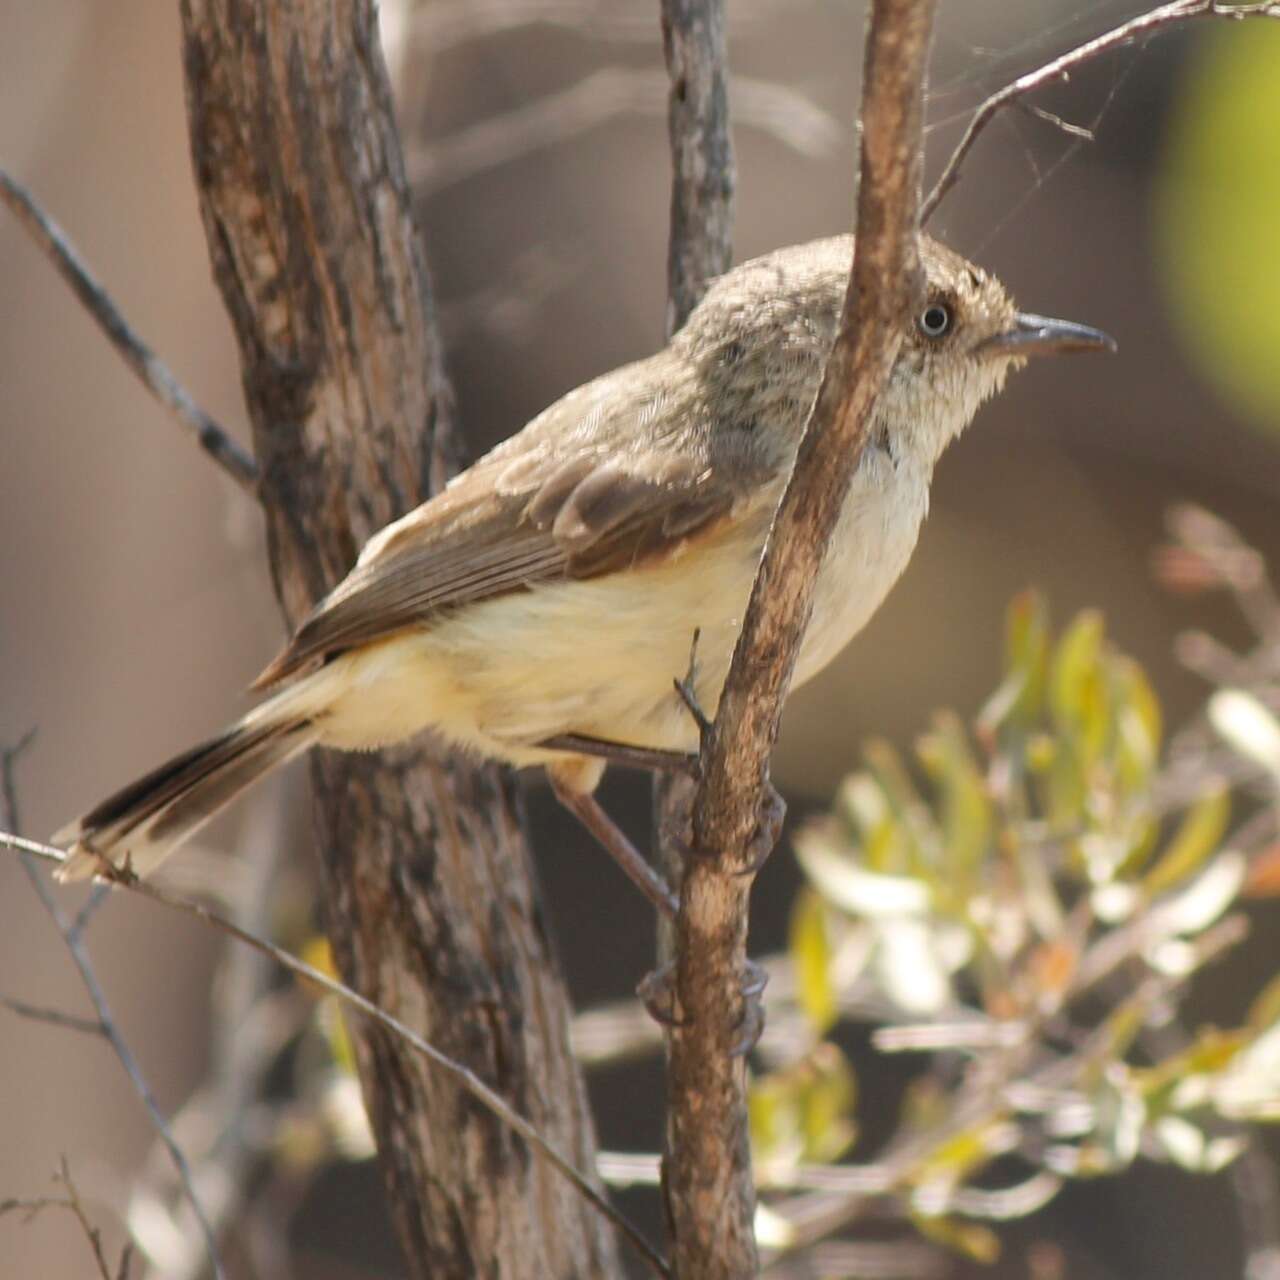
[{"xmin": 1159, "ymin": 22, "xmax": 1280, "ymax": 432}]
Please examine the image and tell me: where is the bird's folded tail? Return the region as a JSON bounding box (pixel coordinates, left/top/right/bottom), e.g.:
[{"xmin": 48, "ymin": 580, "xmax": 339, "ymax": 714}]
[{"xmin": 53, "ymin": 708, "xmax": 320, "ymax": 883}]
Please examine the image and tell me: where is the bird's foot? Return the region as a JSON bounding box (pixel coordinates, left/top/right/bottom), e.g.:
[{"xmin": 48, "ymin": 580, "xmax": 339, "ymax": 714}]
[
  {"xmin": 638, "ymin": 959, "xmax": 769, "ymax": 1056},
  {"xmin": 660, "ymin": 780, "xmax": 785, "ymax": 877}
]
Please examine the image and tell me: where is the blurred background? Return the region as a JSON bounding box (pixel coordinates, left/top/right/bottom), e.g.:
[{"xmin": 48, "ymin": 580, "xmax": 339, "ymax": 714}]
[{"xmin": 3, "ymin": 1, "xmax": 1279, "ymax": 1275}]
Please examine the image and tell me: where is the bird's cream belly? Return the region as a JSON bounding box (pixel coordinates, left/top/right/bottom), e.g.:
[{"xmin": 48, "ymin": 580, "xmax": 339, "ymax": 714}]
[{"xmin": 313, "ymin": 451, "xmax": 929, "ymax": 766}]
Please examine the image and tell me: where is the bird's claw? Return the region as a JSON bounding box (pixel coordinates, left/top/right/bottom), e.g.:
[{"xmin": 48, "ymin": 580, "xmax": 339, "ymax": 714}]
[
  {"xmin": 729, "ymin": 959, "xmax": 769, "ymax": 1056},
  {"xmin": 659, "ymin": 782, "xmax": 785, "ymax": 876},
  {"xmin": 638, "ymin": 963, "xmax": 686, "ymax": 1029},
  {"xmin": 740, "ymin": 782, "xmax": 786, "ymax": 877},
  {"xmin": 638, "ymin": 959, "xmax": 769, "ymax": 1055}
]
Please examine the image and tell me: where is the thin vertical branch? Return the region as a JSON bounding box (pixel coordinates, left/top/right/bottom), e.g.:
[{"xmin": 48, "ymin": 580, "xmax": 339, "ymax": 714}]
[
  {"xmin": 655, "ymin": 0, "xmax": 744, "ymax": 1273},
  {"xmin": 659, "ymin": 0, "xmax": 735, "ymax": 329},
  {"xmin": 663, "ymin": 1, "xmax": 939, "ymax": 1276}
]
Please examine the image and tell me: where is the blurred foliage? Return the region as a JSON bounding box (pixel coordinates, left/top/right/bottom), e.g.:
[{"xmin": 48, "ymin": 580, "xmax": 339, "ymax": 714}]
[
  {"xmin": 750, "ymin": 506, "xmax": 1280, "ymax": 1266},
  {"xmin": 1158, "ymin": 20, "xmax": 1280, "ymax": 431}
]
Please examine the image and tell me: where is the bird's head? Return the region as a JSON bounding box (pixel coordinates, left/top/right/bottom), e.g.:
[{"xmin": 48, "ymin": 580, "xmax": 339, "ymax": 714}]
[{"xmin": 887, "ymin": 236, "xmax": 1116, "ymax": 463}]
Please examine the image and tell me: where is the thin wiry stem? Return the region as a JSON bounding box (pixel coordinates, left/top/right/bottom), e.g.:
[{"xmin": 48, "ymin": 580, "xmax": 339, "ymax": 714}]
[
  {"xmin": 0, "ymin": 993, "xmax": 107, "ymax": 1038},
  {"xmin": 1, "ymin": 741, "xmax": 225, "ymax": 1280},
  {"xmin": 923, "ymin": 0, "xmax": 1280, "ymax": 224},
  {"xmin": 0, "ymin": 827, "xmax": 670, "ymax": 1280},
  {"xmin": 0, "ymin": 170, "xmax": 258, "ymax": 493},
  {"xmin": 1, "ymin": 1157, "xmax": 132, "ymax": 1280}
]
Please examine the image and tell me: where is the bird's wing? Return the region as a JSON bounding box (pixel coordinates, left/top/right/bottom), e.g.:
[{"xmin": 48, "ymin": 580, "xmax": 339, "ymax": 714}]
[{"xmin": 253, "ymin": 360, "xmax": 773, "ymax": 688}]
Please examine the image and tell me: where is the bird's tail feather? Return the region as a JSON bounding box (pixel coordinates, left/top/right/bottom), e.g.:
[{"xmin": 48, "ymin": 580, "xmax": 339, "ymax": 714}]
[{"xmin": 53, "ymin": 708, "xmax": 320, "ymax": 882}]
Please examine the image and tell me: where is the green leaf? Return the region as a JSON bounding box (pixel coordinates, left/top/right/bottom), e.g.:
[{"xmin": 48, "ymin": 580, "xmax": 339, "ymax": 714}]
[
  {"xmin": 863, "ymin": 739, "xmax": 940, "ymax": 873},
  {"xmin": 918, "ymin": 712, "xmax": 991, "ymax": 884},
  {"xmin": 1046, "ymin": 737, "xmax": 1087, "ymax": 831},
  {"xmin": 1143, "ymin": 785, "xmax": 1231, "ymax": 898},
  {"xmin": 1050, "ymin": 610, "xmax": 1105, "ymax": 734},
  {"xmin": 1004, "ymin": 589, "xmax": 1050, "ymax": 724},
  {"xmin": 1114, "ymin": 657, "xmax": 1163, "ymax": 796},
  {"xmin": 836, "ymin": 773, "xmax": 910, "ymax": 873},
  {"xmin": 789, "ymin": 888, "xmax": 838, "ymax": 1036},
  {"xmin": 748, "ymin": 1076, "xmax": 786, "ymax": 1159},
  {"xmin": 749, "ymin": 1047, "xmax": 857, "ymax": 1166},
  {"xmin": 1139, "ymin": 1027, "xmax": 1247, "ymax": 1111},
  {"xmin": 913, "ymin": 1215, "xmax": 1001, "ymax": 1264},
  {"xmin": 1114, "ymin": 814, "xmax": 1161, "ymax": 881},
  {"xmin": 1247, "ymin": 972, "xmax": 1280, "ymax": 1033},
  {"xmin": 799, "ymin": 1045, "xmax": 857, "ymax": 1164}
]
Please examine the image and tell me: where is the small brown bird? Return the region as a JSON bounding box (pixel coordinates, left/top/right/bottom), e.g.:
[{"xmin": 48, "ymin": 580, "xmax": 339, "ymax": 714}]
[{"xmin": 55, "ymin": 234, "xmax": 1113, "ymax": 902}]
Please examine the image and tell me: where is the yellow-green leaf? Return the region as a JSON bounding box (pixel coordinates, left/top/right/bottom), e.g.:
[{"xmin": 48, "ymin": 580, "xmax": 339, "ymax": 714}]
[
  {"xmin": 1144, "ymin": 784, "xmax": 1231, "ymax": 898},
  {"xmin": 919, "ymin": 712, "xmax": 991, "ymax": 882},
  {"xmin": 1247, "ymin": 972, "xmax": 1280, "ymax": 1033},
  {"xmin": 790, "ymin": 888, "xmax": 838, "ymax": 1035},
  {"xmin": 800, "ymin": 1045, "xmax": 857, "ymax": 1164},
  {"xmin": 1050, "ymin": 610, "xmax": 1105, "ymax": 733},
  {"xmin": 1114, "ymin": 657, "xmax": 1164, "ymax": 795},
  {"xmin": 1004, "ymin": 589, "xmax": 1050, "ymax": 723},
  {"xmin": 914, "ymin": 1214, "xmax": 1001, "ymax": 1264}
]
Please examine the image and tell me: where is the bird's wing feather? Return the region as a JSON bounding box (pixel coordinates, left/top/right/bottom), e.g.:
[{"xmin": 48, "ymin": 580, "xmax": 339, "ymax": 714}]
[{"xmin": 253, "ymin": 360, "xmax": 770, "ymax": 688}]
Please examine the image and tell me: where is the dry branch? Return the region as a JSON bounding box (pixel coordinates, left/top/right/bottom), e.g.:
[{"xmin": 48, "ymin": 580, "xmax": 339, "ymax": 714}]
[
  {"xmin": 654, "ymin": 0, "xmax": 752, "ymax": 1273},
  {"xmin": 923, "ymin": 0, "xmax": 1280, "ymax": 224},
  {"xmin": 0, "ymin": 826, "xmax": 669, "ymax": 1277},
  {"xmin": 1, "ymin": 742, "xmax": 224, "ymax": 1279},
  {"xmin": 1, "ymin": 1158, "xmax": 131, "ymax": 1280},
  {"xmin": 655, "ymin": 1, "xmax": 939, "ymax": 1277},
  {"xmin": 0, "ymin": 171, "xmax": 257, "ymax": 493}
]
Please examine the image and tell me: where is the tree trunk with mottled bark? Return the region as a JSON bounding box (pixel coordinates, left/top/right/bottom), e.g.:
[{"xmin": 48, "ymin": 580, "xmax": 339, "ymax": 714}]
[{"xmin": 177, "ymin": 3, "xmax": 621, "ymax": 1275}]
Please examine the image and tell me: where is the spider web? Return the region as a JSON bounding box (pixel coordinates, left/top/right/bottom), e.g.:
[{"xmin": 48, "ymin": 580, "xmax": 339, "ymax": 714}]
[{"xmin": 921, "ymin": 1, "xmax": 1177, "ymax": 250}]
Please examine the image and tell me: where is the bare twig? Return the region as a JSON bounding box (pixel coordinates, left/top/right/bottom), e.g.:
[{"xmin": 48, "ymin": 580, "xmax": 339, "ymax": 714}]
[
  {"xmin": 126, "ymin": 792, "xmax": 293, "ymax": 1280},
  {"xmin": 0, "ymin": 828, "xmax": 669, "ymax": 1280},
  {"xmin": 922, "ymin": 0, "xmax": 1280, "ymax": 224},
  {"xmin": 0, "ymin": 170, "xmax": 258, "ymax": 493},
  {"xmin": 1, "ymin": 743, "xmax": 226, "ymax": 1280},
  {"xmin": 405, "ymin": 68, "xmax": 837, "ymax": 194},
  {"xmin": 0, "ymin": 993, "xmax": 107, "ymax": 1038},
  {"xmin": 55, "ymin": 1157, "xmax": 122, "ymax": 1280},
  {"xmin": 1, "ymin": 1158, "xmax": 128, "ymax": 1280}
]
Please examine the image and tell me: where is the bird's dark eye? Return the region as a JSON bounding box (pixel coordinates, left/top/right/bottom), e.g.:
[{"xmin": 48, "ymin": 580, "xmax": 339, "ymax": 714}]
[{"xmin": 919, "ymin": 303, "xmax": 953, "ymax": 338}]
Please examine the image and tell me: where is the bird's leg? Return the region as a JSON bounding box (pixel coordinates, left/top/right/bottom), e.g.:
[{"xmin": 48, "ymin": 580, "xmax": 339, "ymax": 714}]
[
  {"xmin": 538, "ymin": 733, "xmax": 698, "ymax": 777},
  {"xmin": 548, "ymin": 771, "xmax": 679, "ymax": 917},
  {"xmin": 538, "ymin": 630, "xmax": 712, "ymax": 779},
  {"xmin": 665, "ymin": 623, "xmax": 788, "ymax": 873},
  {"xmin": 672, "ymin": 626, "xmax": 713, "ymax": 748}
]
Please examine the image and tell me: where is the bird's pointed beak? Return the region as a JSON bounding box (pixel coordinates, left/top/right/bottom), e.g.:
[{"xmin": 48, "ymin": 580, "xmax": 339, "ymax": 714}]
[{"xmin": 980, "ymin": 312, "xmax": 1117, "ymax": 359}]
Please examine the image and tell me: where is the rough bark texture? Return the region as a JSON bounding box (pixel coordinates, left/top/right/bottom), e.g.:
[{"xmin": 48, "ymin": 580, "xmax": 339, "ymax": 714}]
[
  {"xmin": 658, "ymin": 0, "xmax": 735, "ymax": 329},
  {"xmin": 177, "ymin": 4, "xmax": 621, "ymax": 1276},
  {"xmin": 654, "ymin": 2, "xmax": 754, "ymax": 1277}
]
